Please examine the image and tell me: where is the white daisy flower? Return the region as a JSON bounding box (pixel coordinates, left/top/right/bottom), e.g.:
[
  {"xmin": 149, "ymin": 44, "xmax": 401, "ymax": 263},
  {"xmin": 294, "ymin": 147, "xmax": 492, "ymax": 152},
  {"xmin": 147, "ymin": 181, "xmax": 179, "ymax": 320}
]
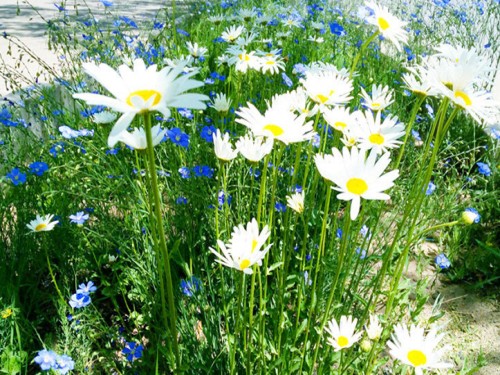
[
  {"xmin": 314, "ymin": 147, "xmax": 399, "ymax": 220},
  {"xmin": 352, "ymin": 110, "xmax": 405, "ymax": 154},
  {"xmin": 213, "ymin": 129, "xmax": 238, "ymax": 161},
  {"xmin": 236, "ymin": 134, "xmax": 274, "ymax": 162},
  {"xmin": 73, "ymin": 59, "xmax": 208, "ymax": 147},
  {"xmin": 27, "ymin": 214, "xmax": 59, "ymax": 233},
  {"xmin": 325, "ymin": 315, "xmax": 363, "ymax": 351},
  {"xmin": 91, "ymin": 111, "xmax": 117, "ymax": 124},
  {"xmin": 210, "ymin": 93, "xmax": 232, "ymax": 113},
  {"xmin": 270, "ymin": 89, "xmax": 318, "ymax": 118},
  {"xmin": 110, "ymin": 125, "xmax": 166, "ymax": 149},
  {"xmin": 360, "ymin": 84, "xmax": 394, "ymax": 111},
  {"xmin": 209, "ymin": 218, "xmax": 272, "ymax": 274},
  {"xmin": 227, "ymin": 47, "xmax": 261, "ymax": 73},
  {"xmin": 259, "ymin": 55, "xmax": 285, "ymax": 75},
  {"xmin": 387, "ymin": 323, "xmax": 453, "ymax": 375},
  {"xmin": 286, "ymin": 191, "xmax": 305, "ymax": 214},
  {"xmin": 300, "ymin": 70, "xmax": 354, "ymax": 108},
  {"xmin": 322, "ymin": 106, "xmax": 360, "ymax": 133},
  {"xmin": 221, "ymin": 25, "xmax": 245, "ymax": 43},
  {"xmin": 236, "ymin": 102, "xmax": 316, "ymax": 145},
  {"xmin": 365, "ymin": 314, "xmax": 382, "ymax": 341},
  {"xmin": 365, "ymin": 1, "xmax": 408, "ymax": 52},
  {"xmin": 186, "ymin": 41, "xmax": 208, "ymax": 59}
]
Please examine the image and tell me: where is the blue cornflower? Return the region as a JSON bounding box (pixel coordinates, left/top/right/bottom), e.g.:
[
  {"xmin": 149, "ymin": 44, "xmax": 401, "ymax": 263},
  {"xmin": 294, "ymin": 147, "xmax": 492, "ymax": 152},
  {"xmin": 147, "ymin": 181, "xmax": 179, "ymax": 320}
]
[
  {"xmin": 76, "ymin": 281, "xmax": 97, "ymax": 295},
  {"xmin": 29, "ymin": 161, "xmax": 49, "ymax": 176},
  {"xmin": 0, "ymin": 108, "xmax": 18, "ymax": 126},
  {"xmin": 434, "ymin": 253, "xmax": 451, "ymax": 270},
  {"xmin": 176, "ymin": 28, "xmax": 190, "ymax": 37},
  {"xmin": 476, "ymin": 162, "xmax": 491, "ymax": 177},
  {"xmin": 411, "ymin": 129, "xmax": 422, "ymax": 142},
  {"xmin": 275, "ymin": 202, "xmax": 287, "ymax": 212},
  {"xmin": 200, "ymin": 125, "xmax": 217, "ymax": 143},
  {"xmin": 122, "ymin": 342, "xmax": 144, "ymax": 362},
  {"xmin": 176, "ymin": 197, "xmax": 188, "ymax": 204},
  {"xmin": 359, "ymin": 225, "xmax": 370, "ymax": 238},
  {"xmin": 100, "ymin": 0, "xmax": 113, "ymax": 6},
  {"xmin": 178, "ymin": 167, "xmax": 191, "ymax": 179},
  {"xmin": 426, "ymin": 181, "xmax": 436, "ymax": 195},
  {"xmin": 69, "ymin": 211, "xmax": 89, "ymax": 225},
  {"xmin": 54, "ymin": 354, "xmax": 75, "ymax": 375},
  {"xmin": 69, "ymin": 293, "xmax": 91, "ymax": 309},
  {"xmin": 6, "ymin": 167, "xmax": 26, "ymax": 186},
  {"xmin": 218, "ymin": 190, "xmax": 232, "ymax": 207},
  {"xmin": 356, "ymin": 248, "xmax": 367, "ymax": 259},
  {"xmin": 34, "ymin": 349, "xmax": 58, "ymax": 371},
  {"xmin": 281, "ymin": 72, "xmax": 293, "ymax": 88},
  {"xmin": 336, "ymin": 228, "xmax": 343, "ymax": 239},
  {"xmin": 292, "ymin": 184, "xmax": 303, "ymax": 193},
  {"xmin": 193, "ymin": 165, "xmax": 213, "ymax": 178},
  {"xmin": 106, "ymin": 148, "xmax": 119, "ymax": 155},
  {"xmin": 167, "ymin": 128, "xmax": 189, "ymax": 148},
  {"xmin": 180, "ymin": 276, "xmax": 201, "ymax": 297},
  {"xmin": 178, "ymin": 108, "xmax": 194, "ymax": 119},
  {"xmin": 49, "ymin": 142, "xmax": 65, "ymax": 157},
  {"xmin": 329, "ymin": 22, "xmax": 346, "ymax": 36},
  {"xmin": 119, "ymin": 16, "xmax": 138, "ymax": 28},
  {"xmin": 305, "ymin": 254, "xmax": 312, "ymax": 261}
]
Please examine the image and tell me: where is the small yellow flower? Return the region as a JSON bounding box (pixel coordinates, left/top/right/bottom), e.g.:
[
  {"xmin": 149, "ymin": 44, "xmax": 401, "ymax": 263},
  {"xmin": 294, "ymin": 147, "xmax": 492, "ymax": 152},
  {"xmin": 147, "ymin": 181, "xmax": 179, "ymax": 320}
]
[{"xmin": 1, "ymin": 308, "xmax": 13, "ymax": 319}]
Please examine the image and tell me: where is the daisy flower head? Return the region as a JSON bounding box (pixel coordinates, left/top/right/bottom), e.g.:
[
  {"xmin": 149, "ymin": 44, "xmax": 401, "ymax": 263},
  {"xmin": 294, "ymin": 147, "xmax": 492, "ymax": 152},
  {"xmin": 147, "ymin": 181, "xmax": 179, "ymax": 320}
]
[
  {"xmin": 221, "ymin": 25, "xmax": 245, "ymax": 43},
  {"xmin": 322, "ymin": 106, "xmax": 360, "ymax": 133},
  {"xmin": 227, "ymin": 47, "xmax": 261, "ymax": 73},
  {"xmin": 364, "ymin": 1, "xmax": 408, "ymax": 51},
  {"xmin": 353, "ymin": 110, "xmax": 405, "ymax": 154},
  {"xmin": 236, "ymin": 102, "xmax": 316, "ymax": 145},
  {"xmin": 441, "ymin": 86, "xmax": 496, "ymax": 124},
  {"xmin": 387, "ymin": 323, "xmax": 453, "ymax": 375},
  {"xmin": 300, "ymin": 70, "xmax": 354, "ymax": 108},
  {"xmin": 365, "ymin": 314, "xmax": 383, "ymax": 341},
  {"xmin": 360, "ymin": 84, "xmax": 394, "ymax": 111},
  {"xmin": 286, "ymin": 191, "xmax": 305, "ymax": 214},
  {"xmin": 270, "ymin": 89, "xmax": 318, "ymax": 118},
  {"xmin": 324, "ymin": 315, "xmax": 363, "ymax": 351},
  {"xmin": 27, "ymin": 214, "xmax": 59, "ymax": 233},
  {"xmin": 259, "ymin": 54, "xmax": 286, "ymax": 75},
  {"xmin": 236, "ymin": 133, "xmax": 274, "ymax": 162},
  {"xmin": 109, "ymin": 125, "xmax": 166, "ymax": 149},
  {"xmin": 209, "ymin": 218, "xmax": 272, "ymax": 274},
  {"xmin": 210, "ymin": 93, "xmax": 232, "ymax": 113},
  {"xmin": 213, "ymin": 129, "xmax": 238, "ymax": 161},
  {"xmin": 73, "ymin": 58, "xmax": 208, "ymax": 147},
  {"xmin": 314, "ymin": 147, "xmax": 399, "ymax": 220},
  {"xmin": 186, "ymin": 41, "xmax": 208, "ymax": 59}
]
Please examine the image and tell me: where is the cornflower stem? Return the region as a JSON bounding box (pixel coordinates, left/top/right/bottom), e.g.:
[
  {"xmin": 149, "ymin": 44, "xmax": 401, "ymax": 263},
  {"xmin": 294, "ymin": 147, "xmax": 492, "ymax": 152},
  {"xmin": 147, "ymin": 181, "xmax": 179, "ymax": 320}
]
[
  {"xmin": 349, "ymin": 31, "xmax": 379, "ymax": 79},
  {"xmin": 410, "ymin": 220, "xmax": 460, "ymax": 243},
  {"xmin": 143, "ymin": 113, "xmax": 180, "ymax": 371},
  {"xmin": 394, "ymin": 95, "xmax": 426, "ymax": 169},
  {"xmin": 310, "ymin": 208, "xmax": 351, "ymax": 375}
]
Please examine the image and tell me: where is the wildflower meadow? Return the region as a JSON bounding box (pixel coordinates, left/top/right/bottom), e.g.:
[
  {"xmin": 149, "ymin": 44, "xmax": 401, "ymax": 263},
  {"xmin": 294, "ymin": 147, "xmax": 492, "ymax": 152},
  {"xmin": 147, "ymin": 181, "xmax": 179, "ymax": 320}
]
[{"xmin": 1, "ymin": 0, "xmax": 499, "ymax": 374}]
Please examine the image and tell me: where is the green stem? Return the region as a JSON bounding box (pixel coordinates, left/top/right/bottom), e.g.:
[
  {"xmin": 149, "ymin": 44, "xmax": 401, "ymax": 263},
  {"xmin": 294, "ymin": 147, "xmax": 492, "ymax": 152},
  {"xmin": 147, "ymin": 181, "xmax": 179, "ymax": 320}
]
[
  {"xmin": 143, "ymin": 112, "xmax": 180, "ymax": 371},
  {"xmin": 349, "ymin": 31, "xmax": 379, "ymax": 78},
  {"xmin": 44, "ymin": 246, "xmax": 65, "ymax": 305}
]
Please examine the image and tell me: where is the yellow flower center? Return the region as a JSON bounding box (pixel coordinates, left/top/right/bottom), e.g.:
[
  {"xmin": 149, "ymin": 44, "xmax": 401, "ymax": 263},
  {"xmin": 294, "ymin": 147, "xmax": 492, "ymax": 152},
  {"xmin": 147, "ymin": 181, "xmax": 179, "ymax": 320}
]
[
  {"xmin": 238, "ymin": 53, "xmax": 250, "ymax": 62},
  {"xmin": 454, "ymin": 90, "xmax": 472, "ymax": 106},
  {"xmin": 371, "ymin": 102, "xmax": 381, "ymax": 109},
  {"xmin": 35, "ymin": 223, "xmax": 47, "ymax": 231},
  {"xmin": 239, "ymin": 259, "xmax": 251, "ymax": 270},
  {"xmin": 346, "ymin": 178, "xmax": 368, "ymax": 195},
  {"xmin": 251, "ymin": 239, "xmax": 258, "ymax": 253},
  {"xmin": 334, "ymin": 121, "xmax": 347, "ymax": 129},
  {"xmin": 378, "ymin": 17, "xmax": 390, "ymax": 30},
  {"xmin": 337, "ymin": 336, "xmax": 349, "ymax": 348},
  {"xmin": 126, "ymin": 90, "xmax": 161, "ymax": 107},
  {"xmin": 369, "ymin": 133, "xmax": 385, "ymax": 145},
  {"xmin": 265, "ymin": 60, "xmax": 275, "ymax": 65},
  {"xmin": 316, "ymin": 90, "xmax": 334, "ymax": 104},
  {"xmin": 263, "ymin": 124, "xmax": 284, "ymax": 137},
  {"xmin": 407, "ymin": 349, "xmax": 427, "ymax": 367}
]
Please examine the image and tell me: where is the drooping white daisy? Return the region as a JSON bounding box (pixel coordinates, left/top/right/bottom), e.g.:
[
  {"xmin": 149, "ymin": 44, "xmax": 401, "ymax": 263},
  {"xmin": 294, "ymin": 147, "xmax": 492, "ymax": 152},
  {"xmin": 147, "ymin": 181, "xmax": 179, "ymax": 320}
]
[
  {"xmin": 221, "ymin": 25, "xmax": 245, "ymax": 43},
  {"xmin": 300, "ymin": 70, "xmax": 354, "ymax": 108},
  {"xmin": 314, "ymin": 147, "xmax": 399, "ymax": 220},
  {"xmin": 209, "ymin": 218, "xmax": 272, "ymax": 274},
  {"xmin": 360, "ymin": 84, "xmax": 394, "ymax": 111},
  {"xmin": 387, "ymin": 323, "xmax": 453, "ymax": 375},
  {"xmin": 364, "ymin": 1, "xmax": 408, "ymax": 52},
  {"xmin": 286, "ymin": 191, "xmax": 305, "ymax": 214},
  {"xmin": 236, "ymin": 102, "xmax": 316, "ymax": 145},
  {"xmin": 27, "ymin": 214, "xmax": 59, "ymax": 233},
  {"xmin": 236, "ymin": 134, "xmax": 274, "ymax": 162},
  {"xmin": 110, "ymin": 125, "xmax": 166, "ymax": 149},
  {"xmin": 73, "ymin": 59, "xmax": 208, "ymax": 146},
  {"xmin": 440, "ymin": 85, "xmax": 496, "ymax": 124},
  {"xmin": 352, "ymin": 110, "xmax": 405, "ymax": 154},
  {"xmin": 238, "ymin": 8, "xmax": 257, "ymax": 22},
  {"xmin": 324, "ymin": 315, "xmax": 363, "ymax": 351},
  {"xmin": 213, "ymin": 129, "xmax": 238, "ymax": 161},
  {"xmin": 210, "ymin": 93, "xmax": 232, "ymax": 113}
]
